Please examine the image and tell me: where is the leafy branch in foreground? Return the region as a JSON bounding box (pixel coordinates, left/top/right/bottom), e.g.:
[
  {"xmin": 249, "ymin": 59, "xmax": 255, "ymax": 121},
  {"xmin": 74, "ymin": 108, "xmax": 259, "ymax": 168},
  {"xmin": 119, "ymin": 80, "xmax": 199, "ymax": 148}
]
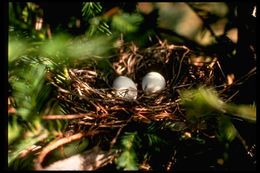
[
  {"xmin": 179, "ymin": 86, "xmax": 256, "ymax": 143},
  {"xmin": 8, "ymin": 30, "xmax": 115, "ymax": 169}
]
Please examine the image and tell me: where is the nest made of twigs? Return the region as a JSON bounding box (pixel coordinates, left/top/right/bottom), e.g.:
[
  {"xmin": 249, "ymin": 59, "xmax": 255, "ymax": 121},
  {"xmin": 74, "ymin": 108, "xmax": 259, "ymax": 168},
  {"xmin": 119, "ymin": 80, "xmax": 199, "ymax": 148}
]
[
  {"xmin": 37, "ymin": 39, "xmax": 224, "ymax": 170},
  {"xmin": 54, "ymin": 39, "xmax": 221, "ymax": 122}
]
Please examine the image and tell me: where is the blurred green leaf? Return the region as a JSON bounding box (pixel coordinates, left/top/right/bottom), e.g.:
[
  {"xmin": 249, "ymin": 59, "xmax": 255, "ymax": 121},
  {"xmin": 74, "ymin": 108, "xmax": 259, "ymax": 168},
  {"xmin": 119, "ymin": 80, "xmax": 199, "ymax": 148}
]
[
  {"xmin": 217, "ymin": 116, "xmax": 237, "ymax": 142},
  {"xmin": 66, "ymin": 36, "xmax": 113, "ymax": 60},
  {"xmin": 112, "ymin": 13, "xmax": 143, "ymax": 33},
  {"xmin": 116, "ymin": 150, "xmax": 139, "ymax": 170},
  {"xmin": 8, "ymin": 40, "xmax": 29, "ymax": 63},
  {"xmin": 8, "ymin": 130, "xmax": 49, "ymax": 165},
  {"xmin": 87, "ymin": 17, "xmax": 112, "ymax": 36},
  {"xmin": 225, "ymin": 104, "xmax": 256, "ymax": 123},
  {"xmin": 8, "ymin": 118, "xmax": 22, "ymax": 144},
  {"xmin": 116, "ymin": 132, "xmax": 139, "ymax": 170},
  {"xmin": 11, "ymin": 63, "xmax": 48, "ymax": 121},
  {"xmin": 40, "ymin": 33, "xmax": 71, "ymax": 60},
  {"xmin": 179, "ymin": 87, "xmax": 225, "ymax": 122}
]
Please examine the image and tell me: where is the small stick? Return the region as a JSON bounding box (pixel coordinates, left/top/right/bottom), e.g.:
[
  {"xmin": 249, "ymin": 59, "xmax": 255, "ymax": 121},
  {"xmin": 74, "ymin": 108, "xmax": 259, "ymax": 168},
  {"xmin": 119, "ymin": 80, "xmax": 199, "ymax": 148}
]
[
  {"xmin": 42, "ymin": 113, "xmax": 96, "ymax": 120},
  {"xmin": 35, "ymin": 131, "xmax": 101, "ymax": 170}
]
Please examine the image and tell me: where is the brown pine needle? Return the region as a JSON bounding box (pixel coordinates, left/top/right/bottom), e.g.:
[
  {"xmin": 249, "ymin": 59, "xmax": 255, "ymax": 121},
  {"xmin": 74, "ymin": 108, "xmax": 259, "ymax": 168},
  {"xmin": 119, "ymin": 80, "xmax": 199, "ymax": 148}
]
[{"xmin": 42, "ymin": 113, "xmax": 96, "ymax": 120}]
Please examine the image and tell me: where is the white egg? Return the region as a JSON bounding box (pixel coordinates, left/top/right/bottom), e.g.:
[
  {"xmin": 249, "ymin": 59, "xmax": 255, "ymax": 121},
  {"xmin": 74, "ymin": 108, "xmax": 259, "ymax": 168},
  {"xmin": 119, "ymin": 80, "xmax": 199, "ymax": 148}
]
[
  {"xmin": 142, "ymin": 72, "xmax": 166, "ymax": 95},
  {"xmin": 112, "ymin": 76, "xmax": 137, "ymax": 100}
]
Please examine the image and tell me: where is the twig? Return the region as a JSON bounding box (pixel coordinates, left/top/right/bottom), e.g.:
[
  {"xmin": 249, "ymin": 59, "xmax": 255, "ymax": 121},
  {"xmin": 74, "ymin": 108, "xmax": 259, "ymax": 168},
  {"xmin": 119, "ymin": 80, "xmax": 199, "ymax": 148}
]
[
  {"xmin": 170, "ymin": 48, "xmax": 190, "ymax": 88},
  {"xmin": 42, "ymin": 113, "xmax": 96, "ymax": 120},
  {"xmin": 166, "ymin": 149, "xmax": 177, "ymax": 171},
  {"xmin": 224, "ymin": 90, "xmax": 239, "ymax": 103},
  {"xmin": 35, "ymin": 131, "xmax": 101, "ymax": 170},
  {"xmin": 109, "ymin": 117, "xmax": 132, "ymax": 149}
]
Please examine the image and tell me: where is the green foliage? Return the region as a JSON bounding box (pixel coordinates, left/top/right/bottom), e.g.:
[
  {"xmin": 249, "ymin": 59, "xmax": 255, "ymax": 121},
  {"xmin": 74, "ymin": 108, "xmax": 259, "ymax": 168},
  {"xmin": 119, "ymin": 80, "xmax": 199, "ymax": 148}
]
[
  {"xmin": 40, "ymin": 34, "xmax": 71, "ymax": 60},
  {"xmin": 8, "ymin": 39, "xmax": 29, "ymax": 62},
  {"xmin": 216, "ymin": 116, "xmax": 237, "ymax": 142},
  {"xmin": 115, "ymin": 125, "xmax": 170, "ymax": 170},
  {"xmin": 8, "ymin": 117, "xmax": 23, "ymax": 144},
  {"xmin": 115, "ymin": 132, "xmax": 140, "ymax": 170},
  {"xmin": 145, "ymin": 122, "xmax": 169, "ymax": 145},
  {"xmin": 82, "ymin": 2, "xmax": 102, "ymax": 18},
  {"xmin": 8, "ymin": 28, "xmax": 65, "ymax": 170},
  {"xmin": 9, "ymin": 61, "xmax": 49, "ymax": 121},
  {"xmin": 8, "ymin": 2, "xmax": 255, "ymax": 170},
  {"xmin": 87, "ymin": 17, "xmax": 112, "ymax": 36},
  {"xmin": 225, "ymin": 104, "xmax": 256, "ymax": 123},
  {"xmin": 8, "ymin": 4, "xmax": 115, "ymax": 167},
  {"xmin": 8, "ymin": 129, "xmax": 49, "ymax": 166},
  {"xmin": 163, "ymin": 121, "xmax": 187, "ymax": 132},
  {"xmin": 179, "ymin": 86, "xmax": 256, "ymax": 124},
  {"xmin": 111, "ymin": 13, "xmax": 144, "ymax": 34},
  {"xmin": 179, "ymin": 86, "xmax": 225, "ymax": 123},
  {"xmin": 66, "ymin": 36, "xmax": 114, "ymax": 60},
  {"xmin": 145, "ymin": 133, "xmax": 165, "ymax": 148},
  {"xmin": 9, "ymin": 2, "xmax": 45, "ymax": 41},
  {"xmin": 179, "ymin": 86, "xmax": 256, "ymax": 143},
  {"xmin": 82, "ymin": 2, "xmax": 112, "ymax": 36},
  {"xmin": 38, "ymin": 33, "xmax": 114, "ymax": 67}
]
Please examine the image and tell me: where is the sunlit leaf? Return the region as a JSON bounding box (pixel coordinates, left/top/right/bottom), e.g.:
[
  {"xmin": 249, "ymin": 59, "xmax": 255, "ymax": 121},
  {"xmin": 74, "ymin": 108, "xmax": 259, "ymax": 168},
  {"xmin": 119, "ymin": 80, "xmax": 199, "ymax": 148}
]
[
  {"xmin": 8, "ymin": 118, "xmax": 22, "ymax": 144},
  {"xmin": 225, "ymin": 104, "xmax": 256, "ymax": 123},
  {"xmin": 179, "ymin": 87, "xmax": 225, "ymax": 122}
]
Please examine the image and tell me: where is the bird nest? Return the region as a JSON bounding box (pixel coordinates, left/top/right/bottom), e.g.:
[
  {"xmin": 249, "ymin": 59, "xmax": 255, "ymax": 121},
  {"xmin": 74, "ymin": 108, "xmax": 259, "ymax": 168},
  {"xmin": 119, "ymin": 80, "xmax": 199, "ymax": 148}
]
[
  {"xmin": 53, "ymin": 40, "xmax": 219, "ymax": 121},
  {"xmin": 37, "ymin": 40, "xmax": 223, "ymax": 170}
]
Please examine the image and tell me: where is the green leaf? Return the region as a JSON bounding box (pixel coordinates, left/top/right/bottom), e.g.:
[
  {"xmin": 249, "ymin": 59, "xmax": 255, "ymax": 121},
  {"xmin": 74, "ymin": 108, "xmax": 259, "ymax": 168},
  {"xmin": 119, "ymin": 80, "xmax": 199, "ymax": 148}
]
[
  {"xmin": 8, "ymin": 118, "xmax": 22, "ymax": 144},
  {"xmin": 115, "ymin": 132, "xmax": 139, "ymax": 170},
  {"xmin": 8, "ymin": 39, "xmax": 29, "ymax": 63},
  {"xmin": 112, "ymin": 13, "xmax": 143, "ymax": 33},
  {"xmin": 40, "ymin": 33, "xmax": 71, "ymax": 60},
  {"xmin": 179, "ymin": 87, "xmax": 225, "ymax": 122},
  {"xmin": 66, "ymin": 36, "xmax": 113, "ymax": 60},
  {"xmin": 225, "ymin": 104, "xmax": 256, "ymax": 123},
  {"xmin": 8, "ymin": 130, "xmax": 49, "ymax": 165},
  {"xmin": 116, "ymin": 150, "xmax": 139, "ymax": 170},
  {"xmin": 217, "ymin": 116, "xmax": 237, "ymax": 142},
  {"xmin": 87, "ymin": 17, "xmax": 112, "ymax": 36},
  {"xmin": 11, "ymin": 63, "xmax": 48, "ymax": 121}
]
